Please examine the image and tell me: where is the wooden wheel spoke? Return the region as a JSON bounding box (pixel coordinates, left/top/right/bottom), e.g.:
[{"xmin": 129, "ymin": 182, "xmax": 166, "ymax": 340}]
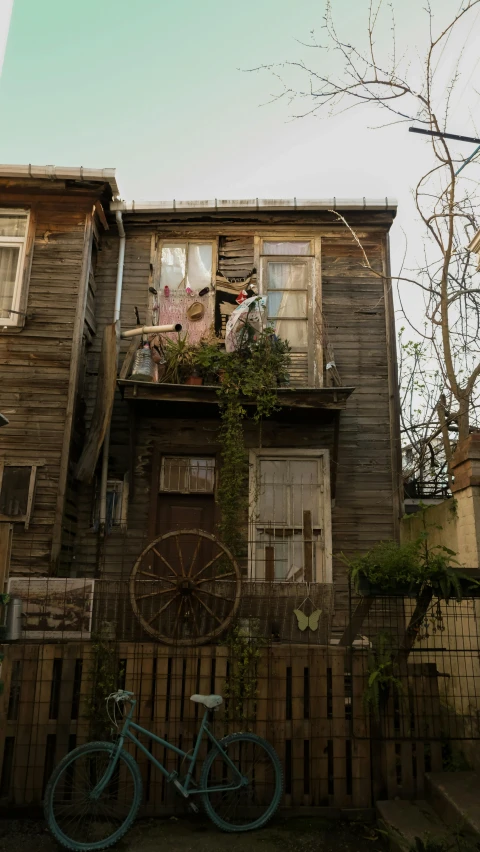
[
  {"xmin": 173, "ymin": 597, "xmax": 184, "ymax": 636},
  {"xmin": 187, "ymin": 536, "xmax": 202, "ymax": 578},
  {"xmin": 137, "ymin": 570, "xmax": 175, "ymax": 585},
  {"xmin": 136, "ymin": 588, "xmax": 176, "ymax": 601},
  {"xmin": 190, "ymin": 603, "xmax": 201, "ymax": 636},
  {"xmin": 147, "ymin": 594, "xmax": 177, "ymax": 625},
  {"xmin": 151, "ymin": 548, "xmax": 178, "ymax": 578},
  {"xmin": 196, "ymin": 571, "xmax": 236, "ymax": 584},
  {"xmin": 193, "ymin": 592, "xmax": 223, "ymax": 625},
  {"xmin": 175, "ymin": 535, "xmax": 186, "ymax": 577},
  {"xmin": 193, "ymin": 550, "xmax": 224, "ymax": 581},
  {"xmin": 195, "ymin": 587, "xmax": 234, "ymax": 604}
]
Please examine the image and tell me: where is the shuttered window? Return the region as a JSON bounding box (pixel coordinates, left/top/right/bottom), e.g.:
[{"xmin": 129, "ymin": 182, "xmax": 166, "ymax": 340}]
[{"xmin": 0, "ymin": 210, "xmax": 30, "ymax": 328}]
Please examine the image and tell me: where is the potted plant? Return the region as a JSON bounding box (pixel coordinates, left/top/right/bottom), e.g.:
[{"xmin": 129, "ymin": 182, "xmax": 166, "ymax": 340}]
[
  {"xmin": 194, "ymin": 341, "xmax": 226, "ymax": 385},
  {"xmin": 341, "ymin": 535, "xmax": 478, "ymax": 602},
  {"xmin": 162, "ymin": 334, "xmax": 196, "ymax": 384},
  {"xmin": 185, "ymin": 367, "xmax": 203, "ymax": 386}
]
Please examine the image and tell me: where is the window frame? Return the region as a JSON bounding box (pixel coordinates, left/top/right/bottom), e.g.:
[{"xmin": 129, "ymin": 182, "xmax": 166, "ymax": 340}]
[
  {"xmin": 254, "ymin": 235, "xmax": 322, "ymax": 387},
  {"xmin": 248, "ymin": 448, "xmax": 332, "ymax": 583},
  {"xmin": 159, "ymin": 455, "xmax": 217, "ymax": 495},
  {"xmin": 0, "ymin": 460, "xmax": 40, "ymax": 528},
  {"xmin": 154, "ymin": 238, "xmax": 217, "ymax": 296},
  {"xmin": 0, "ymin": 208, "xmax": 33, "ymax": 329}
]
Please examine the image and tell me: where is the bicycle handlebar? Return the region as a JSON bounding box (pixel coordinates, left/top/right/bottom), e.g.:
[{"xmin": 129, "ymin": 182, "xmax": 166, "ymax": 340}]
[{"xmin": 112, "ymin": 690, "xmax": 135, "ymax": 702}]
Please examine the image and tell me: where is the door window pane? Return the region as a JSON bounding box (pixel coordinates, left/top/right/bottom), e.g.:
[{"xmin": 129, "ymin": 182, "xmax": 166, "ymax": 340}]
[
  {"xmin": 268, "ymin": 291, "xmax": 307, "ymax": 319},
  {"xmin": 187, "ymin": 244, "xmax": 212, "ymax": 290},
  {"xmin": 267, "ymin": 262, "xmax": 307, "ymax": 289},
  {"xmin": 0, "ymin": 246, "xmax": 20, "ymax": 318},
  {"xmin": 273, "ymin": 319, "xmax": 308, "ymax": 347},
  {"xmin": 263, "ymin": 241, "xmax": 311, "ymax": 255},
  {"xmin": 159, "ymin": 244, "xmax": 187, "ymax": 290},
  {"xmin": 0, "ymin": 214, "xmax": 27, "ymax": 238}
]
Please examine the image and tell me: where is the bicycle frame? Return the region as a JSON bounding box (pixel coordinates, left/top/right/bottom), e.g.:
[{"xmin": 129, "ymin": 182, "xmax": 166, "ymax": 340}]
[{"xmin": 92, "ymin": 697, "xmax": 246, "ymax": 799}]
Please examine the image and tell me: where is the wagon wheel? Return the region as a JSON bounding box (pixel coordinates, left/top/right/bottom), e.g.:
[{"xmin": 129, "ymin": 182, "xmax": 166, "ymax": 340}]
[{"xmin": 129, "ymin": 529, "xmax": 241, "ymax": 645}]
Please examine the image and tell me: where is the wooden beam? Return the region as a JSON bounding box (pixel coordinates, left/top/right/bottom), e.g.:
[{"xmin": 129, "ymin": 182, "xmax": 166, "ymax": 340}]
[
  {"xmin": 265, "ymin": 546, "xmax": 275, "ymax": 582},
  {"xmin": 337, "ymin": 596, "xmax": 374, "ymax": 646},
  {"xmin": 119, "ymin": 338, "xmax": 139, "ymax": 380},
  {"xmin": 51, "ymin": 212, "xmax": 93, "ymax": 568},
  {"xmin": 0, "ymin": 524, "xmax": 12, "ymax": 592},
  {"xmin": 75, "ymin": 322, "xmax": 118, "ymax": 483}
]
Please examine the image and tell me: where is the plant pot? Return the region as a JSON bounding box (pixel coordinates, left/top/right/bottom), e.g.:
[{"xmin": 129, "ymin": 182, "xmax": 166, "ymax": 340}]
[
  {"xmin": 356, "ymin": 575, "xmax": 418, "ymax": 598},
  {"xmin": 185, "ymin": 375, "xmax": 203, "ymax": 386}
]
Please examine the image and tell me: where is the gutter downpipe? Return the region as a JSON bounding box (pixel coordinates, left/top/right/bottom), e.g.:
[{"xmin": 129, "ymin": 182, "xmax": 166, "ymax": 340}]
[{"xmin": 99, "ymin": 210, "xmax": 126, "ymax": 531}]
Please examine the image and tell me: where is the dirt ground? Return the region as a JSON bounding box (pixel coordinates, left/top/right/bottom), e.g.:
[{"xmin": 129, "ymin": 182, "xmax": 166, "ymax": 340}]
[{"xmin": 0, "ymin": 815, "xmax": 389, "ymax": 852}]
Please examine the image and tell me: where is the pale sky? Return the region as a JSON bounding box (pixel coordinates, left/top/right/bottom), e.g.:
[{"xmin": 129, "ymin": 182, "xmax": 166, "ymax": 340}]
[{"xmin": 0, "ymin": 0, "xmax": 479, "ymax": 284}]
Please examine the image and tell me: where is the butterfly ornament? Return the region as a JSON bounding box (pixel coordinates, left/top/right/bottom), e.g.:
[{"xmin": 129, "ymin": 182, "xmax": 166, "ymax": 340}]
[
  {"xmin": 293, "ymin": 608, "xmax": 322, "ymax": 632},
  {"xmin": 293, "ymin": 588, "xmax": 322, "ymax": 632}
]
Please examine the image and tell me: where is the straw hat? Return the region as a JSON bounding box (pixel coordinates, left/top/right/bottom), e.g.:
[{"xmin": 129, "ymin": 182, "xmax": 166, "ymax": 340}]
[{"xmin": 187, "ymin": 302, "xmax": 205, "ymax": 322}]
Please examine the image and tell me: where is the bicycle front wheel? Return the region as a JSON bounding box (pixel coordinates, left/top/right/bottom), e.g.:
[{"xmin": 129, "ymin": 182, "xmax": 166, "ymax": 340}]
[
  {"xmin": 200, "ymin": 732, "xmax": 283, "ymax": 832},
  {"xmin": 44, "ymin": 741, "xmax": 142, "ymax": 851}
]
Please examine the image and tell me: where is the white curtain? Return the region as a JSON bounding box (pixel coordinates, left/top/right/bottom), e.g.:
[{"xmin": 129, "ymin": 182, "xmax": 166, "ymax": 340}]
[
  {"xmin": 0, "ymin": 246, "xmax": 19, "ymax": 318},
  {"xmin": 267, "ymin": 262, "xmax": 307, "ymax": 346}
]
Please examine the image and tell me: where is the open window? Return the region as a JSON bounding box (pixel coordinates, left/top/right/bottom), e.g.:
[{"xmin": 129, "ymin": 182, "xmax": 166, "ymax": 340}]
[
  {"xmin": 0, "ymin": 210, "xmax": 32, "ymax": 329},
  {"xmin": 249, "ymin": 449, "xmax": 332, "ymax": 583},
  {"xmin": 0, "ymin": 461, "xmax": 38, "ymax": 528},
  {"xmin": 257, "ymin": 238, "xmax": 321, "ymax": 386},
  {"xmin": 154, "ymin": 240, "xmax": 217, "ymax": 345}
]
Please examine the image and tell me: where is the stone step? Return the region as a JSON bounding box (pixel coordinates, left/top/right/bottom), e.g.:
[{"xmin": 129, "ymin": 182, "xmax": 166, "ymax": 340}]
[
  {"xmin": 426, "ymin": 771, "xmax": 480, "ymax": 840},
  {"xmin": 376, "ymin": 799, "xmax": 450, "ymax": 852}
]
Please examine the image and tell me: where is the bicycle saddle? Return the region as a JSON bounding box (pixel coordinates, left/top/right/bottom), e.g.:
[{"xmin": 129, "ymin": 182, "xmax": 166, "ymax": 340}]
[{"xmin": 190, "ymin": 694, "xmax": 223, "ymax": 709}]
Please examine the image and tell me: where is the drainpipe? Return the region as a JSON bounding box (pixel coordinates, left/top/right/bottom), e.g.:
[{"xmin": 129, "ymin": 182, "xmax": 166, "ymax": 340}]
[{"xmin": 99, "ymin": 211, "xmax": 126, "ymax": 531}]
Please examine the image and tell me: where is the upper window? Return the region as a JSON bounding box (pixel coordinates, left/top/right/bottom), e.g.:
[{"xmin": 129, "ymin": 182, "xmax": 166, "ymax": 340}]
[
  {"xmin": 159, "ymin": 242, "xmax": 213, "ymax": 294},
  {"xmin": 259, "ymin": 239, "xmax": 316, "ymax": 385},
  {"xmin": 0, "ymin": 461, "xmax": 38, "ymax": 528},
  {"xmin": 0, "ymin": 210, "xmax": 30, "ymax": 328}
]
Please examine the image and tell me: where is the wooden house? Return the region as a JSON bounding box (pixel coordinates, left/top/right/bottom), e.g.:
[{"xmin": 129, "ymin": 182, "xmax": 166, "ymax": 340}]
[
  {"xmin": 0, "ymin": 167, "xmax": 418, "ymax": 810},
  {"xmin": 0, "ymin": 171, "xmax": 402, "ymax": 643}
]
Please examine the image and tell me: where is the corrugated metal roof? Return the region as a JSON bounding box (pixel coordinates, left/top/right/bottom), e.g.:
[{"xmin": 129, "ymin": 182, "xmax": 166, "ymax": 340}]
[
  {"xmin": 0, "ymin": 164, "xmax": 119, "ymax": 196},
  {"xmin": 110, "ymin": 197, "xmax": 397, "ymax": 213}
]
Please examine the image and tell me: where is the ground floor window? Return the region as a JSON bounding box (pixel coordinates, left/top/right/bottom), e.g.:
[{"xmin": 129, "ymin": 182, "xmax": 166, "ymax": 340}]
[{"xmin": 249, "ymin": 449, "xmax": 332, "ymax": 582}]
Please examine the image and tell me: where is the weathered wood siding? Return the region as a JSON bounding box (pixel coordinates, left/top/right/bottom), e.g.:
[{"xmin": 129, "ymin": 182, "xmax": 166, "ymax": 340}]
[
  {"xmin": 0, "ymin": 183, "xmax": 105, "ymax": 575},
  {"xmin": 72, "ymin": 212, "xmax": 400, "ymax": 632}
]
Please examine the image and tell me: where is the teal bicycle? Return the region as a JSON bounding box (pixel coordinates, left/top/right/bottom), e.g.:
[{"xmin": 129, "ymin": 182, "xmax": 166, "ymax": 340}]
[{"xmin": 44, "ymin": 688, "xmax": 283, "ymax": 851}]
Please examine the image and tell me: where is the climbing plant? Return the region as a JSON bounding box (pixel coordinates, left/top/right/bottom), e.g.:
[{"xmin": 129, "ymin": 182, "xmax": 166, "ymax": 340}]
[
  {"xmin": 86, "ymin": 629, "xmax": 124, "ymax": 740},
  {"xmin": 217, "ymin": 326, "xmax": 290, "ymax": 555},
  {"xmin": 222, "ymin": 623, "xmax": 265, "ymax": 728}
]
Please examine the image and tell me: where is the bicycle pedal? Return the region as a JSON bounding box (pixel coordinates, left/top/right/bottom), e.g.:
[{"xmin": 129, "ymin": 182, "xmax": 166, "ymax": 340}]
[
  {"xmin": 188, "ymin": 802, "xmax": 199, "ymax": 814},
  {"xmin": 173, "ymin": 779, "xmax": 189, "ymax": 799}
]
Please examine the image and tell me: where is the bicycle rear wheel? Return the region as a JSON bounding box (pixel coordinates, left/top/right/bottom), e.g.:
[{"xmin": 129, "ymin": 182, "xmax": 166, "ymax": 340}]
[
  {"xmin": 200, "ymin": 732, "xmax": 283, "ymax": 832},
  {"xmin": 44, "ymin": 741, "xmax": 142, "ymax": 851}
]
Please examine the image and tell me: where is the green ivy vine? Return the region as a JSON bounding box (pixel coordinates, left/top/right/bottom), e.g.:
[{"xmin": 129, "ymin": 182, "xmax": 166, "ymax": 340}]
[
  {"xmin": 216, "ymin": 326, "xmax": 290, "ymax": 556},
  {"xmin": 223, "ymin": 623, "xmax": 265, "ymax": 728},
  {"xmin": 86, "ymin": 629, "xmax": 125, "ymax": 740}
]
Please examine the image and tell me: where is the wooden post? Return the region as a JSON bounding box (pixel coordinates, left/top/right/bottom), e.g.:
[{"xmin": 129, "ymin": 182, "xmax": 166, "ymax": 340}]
[
  {"xmin": 0, "ymin": 523, "xmax": 12, "ymax": 591},
  {"xmin": 265, "ymin": 546, "xmax": 275, "ymax": 581},
  {"xmin": 303, "ymin": 510, "xmax": 313, "ymax": 583}
]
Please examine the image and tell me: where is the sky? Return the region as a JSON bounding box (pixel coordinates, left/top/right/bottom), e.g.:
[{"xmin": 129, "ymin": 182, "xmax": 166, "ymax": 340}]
[{"xmin": 0, "ymin": 0, "xmax": 479, "ymax": 281}]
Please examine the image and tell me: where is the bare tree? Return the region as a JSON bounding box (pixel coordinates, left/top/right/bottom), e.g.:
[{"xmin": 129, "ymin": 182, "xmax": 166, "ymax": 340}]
[{"xmin": 252, "ymin": 0, "xmax": 480, "ymax": 484}]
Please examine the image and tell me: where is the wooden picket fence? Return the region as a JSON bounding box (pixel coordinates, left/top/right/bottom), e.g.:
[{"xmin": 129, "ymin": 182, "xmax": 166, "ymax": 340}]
[{"xmin": 0, "ymin": 643, "xmax": 445, "ymax": 812}]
